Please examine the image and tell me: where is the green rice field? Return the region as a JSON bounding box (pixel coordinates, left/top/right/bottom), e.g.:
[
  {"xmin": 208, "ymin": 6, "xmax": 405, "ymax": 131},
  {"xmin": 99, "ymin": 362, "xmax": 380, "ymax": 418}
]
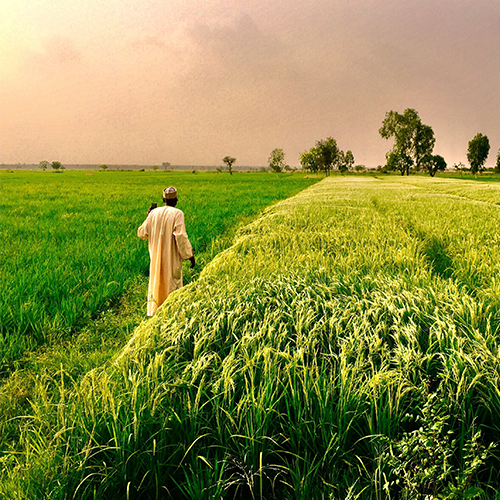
[
  {"xmin": 2, "ymin": 173, "xmax": 500, "ymax": 499},
  {"xmin": 0, "ymin": 170, "xmax": 318, "ymax": 373}
]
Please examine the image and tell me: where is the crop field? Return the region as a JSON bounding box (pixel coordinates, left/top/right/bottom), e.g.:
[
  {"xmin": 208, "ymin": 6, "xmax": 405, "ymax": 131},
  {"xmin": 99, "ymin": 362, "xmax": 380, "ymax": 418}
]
[
  {"xmin": 2, "ymin": 175, "xmax": 500, "ymax": 499},
  {"xmin": 0, "ymin": 170, "xmax": 319, "ymax": 373}
]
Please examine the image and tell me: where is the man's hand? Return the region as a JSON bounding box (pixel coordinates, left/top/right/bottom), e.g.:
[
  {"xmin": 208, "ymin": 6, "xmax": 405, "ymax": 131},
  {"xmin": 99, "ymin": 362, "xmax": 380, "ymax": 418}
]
[{"xmin": 189, "ymin": 256, "xmax": 195, "ymax": 269}]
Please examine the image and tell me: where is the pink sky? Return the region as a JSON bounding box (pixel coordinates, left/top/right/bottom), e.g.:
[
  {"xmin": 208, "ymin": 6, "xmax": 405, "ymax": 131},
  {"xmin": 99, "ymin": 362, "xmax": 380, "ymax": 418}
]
[{"xmin": 1, "ymin": 0, "xmax": 499, "ymax": 168}]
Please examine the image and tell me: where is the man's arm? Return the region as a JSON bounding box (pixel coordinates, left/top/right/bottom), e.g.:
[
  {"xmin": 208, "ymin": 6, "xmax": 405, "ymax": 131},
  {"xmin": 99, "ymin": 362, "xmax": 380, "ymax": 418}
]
[
  {"xmin": 173, "ymin": 211, "xmax": 194, "ymax": 264},
  {"xmin": 137, "ymin": 214, "xmax": 150, "ymax": 240}
]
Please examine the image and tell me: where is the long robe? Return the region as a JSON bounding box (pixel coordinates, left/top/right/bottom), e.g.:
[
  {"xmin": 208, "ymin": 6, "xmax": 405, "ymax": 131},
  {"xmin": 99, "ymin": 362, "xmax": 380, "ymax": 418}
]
[{"xmin": 137, "ymin": 206, "xmax": 193, "ymax": 316}]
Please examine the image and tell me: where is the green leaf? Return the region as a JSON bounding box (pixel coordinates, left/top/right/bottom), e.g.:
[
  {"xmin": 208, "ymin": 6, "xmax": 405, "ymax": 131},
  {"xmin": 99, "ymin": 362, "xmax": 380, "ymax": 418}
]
[{"xmin": 463, "ymin": 486, "xmax": 484, "ymax": 499}]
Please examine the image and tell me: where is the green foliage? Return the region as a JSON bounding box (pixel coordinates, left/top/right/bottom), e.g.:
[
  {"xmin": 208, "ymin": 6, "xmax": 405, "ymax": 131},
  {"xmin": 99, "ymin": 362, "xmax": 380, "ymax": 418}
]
[
  {"xmin": 300, "ymin": 138, "xmax": 353, "ymax": 175},
  {"xmin": 0, "ymin": 171, "xmax": 318, "ymax": 373},
  {"xmin": 338, "ymin": 150, "xmax": 355, "ymax": 173},
  {"xmin": 99, "ymin": 164, "xmax": 108, "ymax": 171},
  {"xmin": 268, "ymin": 148, "xmax": 288, "ymax": 174},
  {"xmin": 467, "ymin": 133, "xmax": 490, "ymax": 174},
  {"xmin": 422, "ymin": 154, "xmax": 447, "ymax": 177},
  {"xmin": 379, "ymin": 109, "xmax": 435, "ymax": 175},
  {"xmin": 381, "ymin": 392, "xmax": 494, "ymax": 499},
  {"xmin": 162, "ymin": 162, "xmax": 171, "ymax": 171},
  {"xmin": 2, "ymin": 176, "xmax": 500, "ymax": 498},
  {"xmin": 453, "ymin": 162, "xmax": 467, "ymax": 176},
  {"xmin": 38, "ymin": 160, "xmax": 50, "ymax": 171},
  {"xmin": 299, "ymin": 147, "xmax": 321, "ymax": 173},
  {"xmin": 51, "ymin": 161, "xmax": 64, "ymax": 171},
  {"xmin": 414, "ymin": 123, "xmax": 436, "ymax": 171},
  {"xmin": 316, "ymin": 137, "xmax": 339, "ymax": 176},
  {"xmin": 496, "ymin": 148, "xmax": 500, "ymax": 174},
  {"xmin": 222, "ymin": 156, "xmax": 236, "ymax": 175},
  {"xmin": 386, "ymin": 150, "xmax": 414, "ymax": 175}
]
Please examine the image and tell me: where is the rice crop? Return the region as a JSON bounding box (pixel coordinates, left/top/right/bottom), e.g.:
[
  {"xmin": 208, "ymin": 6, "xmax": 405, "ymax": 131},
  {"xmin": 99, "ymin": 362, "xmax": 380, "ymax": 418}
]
[
  {"xmin": 2, "ymin": 175, "xmax": 500, "ymax": 499},
  {"xmin": 0, "ymin": 170, "xmax": 318, "ymax": 372}
]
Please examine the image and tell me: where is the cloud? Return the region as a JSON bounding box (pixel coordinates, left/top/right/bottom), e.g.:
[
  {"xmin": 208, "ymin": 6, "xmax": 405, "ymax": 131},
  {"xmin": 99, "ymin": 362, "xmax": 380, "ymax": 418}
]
[
  {"xmin": 24, "ymin": 35, "xmax": 83, "ymax": 75},
  {"xmin": 130, "ymin": 35, "xmax": 167, "ymax": 51},
  {"xmin": 186, "ymin": 14, "xmax": 300, "ymax": 83}
]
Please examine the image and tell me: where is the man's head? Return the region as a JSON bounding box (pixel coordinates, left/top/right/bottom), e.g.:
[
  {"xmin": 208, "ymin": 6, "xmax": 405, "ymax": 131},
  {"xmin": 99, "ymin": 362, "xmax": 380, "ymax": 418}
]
[{"xmin": 163, "ymin": 186, "xmax": 178, "ymax": 207}]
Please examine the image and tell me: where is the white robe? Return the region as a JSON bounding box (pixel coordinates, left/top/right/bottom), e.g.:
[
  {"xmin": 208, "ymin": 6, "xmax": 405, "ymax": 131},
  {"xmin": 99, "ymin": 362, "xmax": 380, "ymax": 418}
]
[{"xmin": 137, "ymin": 206, "xmax": 194, "ymax": 316}]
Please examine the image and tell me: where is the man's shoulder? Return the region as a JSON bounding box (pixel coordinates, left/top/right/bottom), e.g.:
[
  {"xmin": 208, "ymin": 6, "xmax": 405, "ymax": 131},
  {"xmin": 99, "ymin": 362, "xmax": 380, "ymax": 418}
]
[
  {"xmin": 157, "ymin": 206, "xmax": 184, "ymax": 219},
  {"xmin": 156, "ymin": 206, "xmax": 183, "ymax": 214},
  {"xmin": 170, "ymin": 207, "xmax": 184, "ymax": 216}
]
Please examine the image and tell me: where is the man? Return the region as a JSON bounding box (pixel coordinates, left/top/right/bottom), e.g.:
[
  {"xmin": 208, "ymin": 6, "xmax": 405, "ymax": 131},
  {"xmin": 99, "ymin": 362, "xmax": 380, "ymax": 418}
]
[{"xmin": 137, "ymin": 186, "xmax": 195, "ymax": 316}]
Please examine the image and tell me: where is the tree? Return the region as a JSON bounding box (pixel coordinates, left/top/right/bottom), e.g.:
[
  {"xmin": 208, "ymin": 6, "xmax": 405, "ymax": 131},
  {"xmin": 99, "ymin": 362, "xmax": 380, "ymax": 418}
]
[
  {"xmin": 495, "ymin": 147, "xmax": 500, "ymax": 174},
  {"xmin": 414, "ymin": 123, "xmax": 436, "ymax": 171},
  {"xmin": 51, "ymin": 161, "xmax": 65, "ymax": 172},
  {"xmin": 152, "ymin": 165, "xmax": 159, "ymax": 171},
  {"xmin": 338, "ymin": 150, "xmax": 355, "ymax": 173},
  {"xmin": 453, "ymin": 162, "xmax": 467, "ymax": 176},
  {"xmin": 299, "ymin": 148, "xmax": 320, "ymax": 174},
  {"xmin": 99, "ymin": 164, "xmax": 108, "ymax": 171},
  {"xmin": 268, "ymin": 149, "xmax": 288, "ymax": 175},
  {"xmin": 386, "ymin": 151, "xmax": 413, "ymax": 176},
  {"xmin": 316, "ymin": 137, "xmax": 339, "ymax": 176},
  {"xmin": 379, "ymin": 108, "xmax": 435, "ymax": 175},
  {"xmin": 422, "ymin": 154, "xmax": 447, "ymax": 177},
  {"xmin": 222, "ymin": 156, "xmax": 236, "ymax": 175},
  {"xmin": 162, "ymin": 162, "xmax": 171, "ymax": 171},
  {"xmin": 38, "ymin": 160, "xmax": 50, "ymax": 171},
  {"xmin": 467, "ymin": 133, "xmax": 490, "ymax": 174}
]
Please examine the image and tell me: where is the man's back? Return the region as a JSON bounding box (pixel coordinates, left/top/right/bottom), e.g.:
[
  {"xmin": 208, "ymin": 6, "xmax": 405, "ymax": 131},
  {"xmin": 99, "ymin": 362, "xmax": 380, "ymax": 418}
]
[{"xmin": 138, "ymin": 205, "xmax": 193, "ymax": 316}]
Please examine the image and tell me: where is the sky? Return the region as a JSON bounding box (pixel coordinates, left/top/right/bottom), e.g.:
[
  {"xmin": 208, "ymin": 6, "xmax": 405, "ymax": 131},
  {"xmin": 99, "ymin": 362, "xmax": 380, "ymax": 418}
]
[{"xmin": 1, "ymin": 0, "xmax": 499, "ymax": 168}]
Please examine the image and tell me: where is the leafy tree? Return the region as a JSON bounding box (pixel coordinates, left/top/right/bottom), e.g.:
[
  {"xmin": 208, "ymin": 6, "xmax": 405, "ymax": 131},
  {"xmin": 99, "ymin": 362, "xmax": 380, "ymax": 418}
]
[
  {"xmin": 222, "ymin": 156, "xmax": 236, "ymax": 175},
  {"xmin": 99, "ymin": 164, "xmax": 108, "ymax": 171},
  {"xmin": 152, "ymin": 165, "xmax": 159, "ymax": 171},
  {"xmin": 379, "ymin": 108, "xmax": 435, "ymax": 175},
  {"xmin": 414, "ymin": 123, "xmax": 436, "ymax": 171},
  {"xmin": 495, "ymin": 147, "xmax": 500, "ymax": 174},
  {"xmin": 268, "ymin": 148, "xmax": 288, "ymax": 175},
  {"xmin": 316, "ymin": 137, "xmax": 339, "ymax": 176},
  {"xmin": 299, "ymin": 148, "xmax": 320, "ymax": 173},
  {"xmin": 467, "ymin": 133, "xmax": 490, "ymax": 174},
  {"xmin": 51, "ymin": 161, "xmax": 65, "ymax": 172},
  {"xmin": 338, "ymin": 150, "xmax": 355, "ymax": 173},
  {"xmin": 38, "ymin": 160, "xmax": 50, "ymax": 171},
  {"xmin": 162, "ymin": 162, "xmax": 171, "ymax": 171},
  {"xmin": 300, "ymin": 140, "xmax": 353, "ymax": 175},
  {"xmin": 386, "ymin": 151, "xmax": 413, "ymax": 176},
  {"xmin": 422, "ymin": 154, "xmax": 447, "ymax": 177}
]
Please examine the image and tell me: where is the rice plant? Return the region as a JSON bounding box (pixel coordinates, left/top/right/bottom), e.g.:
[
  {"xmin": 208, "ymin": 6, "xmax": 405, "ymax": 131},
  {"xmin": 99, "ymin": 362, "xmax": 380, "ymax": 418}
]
[
  {"xmin": 0, "ymin": 170, "xmax": 318, "ymax": 372},
  {"xmin": 2, "ymin": 175, "xmax": 500, "ymax": 499}
]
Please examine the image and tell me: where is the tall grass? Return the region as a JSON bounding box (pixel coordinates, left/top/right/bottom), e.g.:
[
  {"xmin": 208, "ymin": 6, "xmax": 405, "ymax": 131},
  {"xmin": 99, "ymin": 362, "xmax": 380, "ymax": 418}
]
[
  {"xmin": 0, "ymin": 170, "xmax": 318, "ymax": 372},
  {"xmin": 2, "ymin": 176, "xmax": 500, "ymax": 498}
]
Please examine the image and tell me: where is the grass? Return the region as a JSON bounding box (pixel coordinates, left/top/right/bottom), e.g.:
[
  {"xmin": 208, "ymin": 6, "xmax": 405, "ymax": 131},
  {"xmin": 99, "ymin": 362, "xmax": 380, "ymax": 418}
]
[
  {"xmin": 0, "ymin": 170, "xmax": 319, "ymax": 374},
  {"xmin": 2, "ymin": 175, "xmax": 500, "ymax": 498}
]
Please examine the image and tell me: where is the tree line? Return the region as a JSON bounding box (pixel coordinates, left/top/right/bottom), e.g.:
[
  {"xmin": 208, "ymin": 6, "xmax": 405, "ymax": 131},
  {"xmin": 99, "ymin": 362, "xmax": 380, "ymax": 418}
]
[
  {"xmin": 223, "ymin": 109, "xmax": 499, "ymax": 176},
  {"xmin": 378, "ymin": 108, "xmax": 497, "ymax": 176},
  {"xmin": 267, "ymin": 109, "xmax": 498, "ymax": 176},
  {"xmin": 38, "ymin": 108, "xmax": 500, "ymax": 176}
]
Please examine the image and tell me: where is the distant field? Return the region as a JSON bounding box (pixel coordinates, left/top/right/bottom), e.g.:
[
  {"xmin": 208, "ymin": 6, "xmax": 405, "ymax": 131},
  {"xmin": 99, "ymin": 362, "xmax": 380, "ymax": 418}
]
[
  {"xmin": 0, "ymin": 170, "xmax": 319, "ymax": 371},
  {"xmin": 2, "ymin": 175, "xmax": 500, "ymax": 499}
]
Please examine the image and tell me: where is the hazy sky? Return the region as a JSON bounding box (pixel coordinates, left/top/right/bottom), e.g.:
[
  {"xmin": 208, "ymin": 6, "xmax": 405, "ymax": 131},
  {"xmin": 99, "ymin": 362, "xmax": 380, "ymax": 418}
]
[{"xmin": 1, "ymin": 0, "xmax": 499, "ymax": 167}]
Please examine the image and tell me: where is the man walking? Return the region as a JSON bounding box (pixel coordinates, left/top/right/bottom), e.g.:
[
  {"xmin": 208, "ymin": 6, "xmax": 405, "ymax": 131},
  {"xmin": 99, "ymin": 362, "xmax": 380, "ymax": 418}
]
[{"xmin": 137, "ymin": 186, "xmax": 195, "ymax": 316}]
